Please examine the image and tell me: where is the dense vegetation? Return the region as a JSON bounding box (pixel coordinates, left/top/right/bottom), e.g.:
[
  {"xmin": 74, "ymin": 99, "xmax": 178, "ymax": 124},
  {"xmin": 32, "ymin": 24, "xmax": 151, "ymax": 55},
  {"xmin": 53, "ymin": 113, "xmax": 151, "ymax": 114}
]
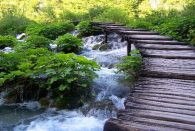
[
  {"xmin": 0, "ymin": 0, "xmax": 194, "ymax": 45},
  {"xmin": 0, "ymin": 21, "xmax": 100, "ymax": 109}
]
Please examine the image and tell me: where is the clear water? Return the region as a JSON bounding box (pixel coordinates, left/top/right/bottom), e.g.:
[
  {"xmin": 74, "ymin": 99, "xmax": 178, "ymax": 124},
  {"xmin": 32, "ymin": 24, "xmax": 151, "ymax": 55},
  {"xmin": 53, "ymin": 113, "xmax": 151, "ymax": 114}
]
[{"xmin": 0, "ymin": 33, "xmax": 130, "ymax": 131}]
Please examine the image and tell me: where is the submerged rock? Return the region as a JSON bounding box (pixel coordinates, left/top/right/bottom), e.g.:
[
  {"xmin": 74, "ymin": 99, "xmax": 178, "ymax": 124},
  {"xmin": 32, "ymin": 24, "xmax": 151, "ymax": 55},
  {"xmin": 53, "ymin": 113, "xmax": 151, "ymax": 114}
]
[
  {"xmin": 92, "ymin": 42, "xmax": 112, "ymax": 51},
  {"xmin": 99, "ymin": 43, "xmax": 111, "ymax": 51}
]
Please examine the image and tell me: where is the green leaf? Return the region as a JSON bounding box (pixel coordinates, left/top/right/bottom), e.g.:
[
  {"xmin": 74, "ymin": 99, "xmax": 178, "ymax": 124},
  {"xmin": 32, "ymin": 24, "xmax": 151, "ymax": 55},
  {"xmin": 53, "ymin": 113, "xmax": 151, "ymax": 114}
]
[{"xmin": 58, "ymin": 84, "xmax": 68, "ymax": 91}]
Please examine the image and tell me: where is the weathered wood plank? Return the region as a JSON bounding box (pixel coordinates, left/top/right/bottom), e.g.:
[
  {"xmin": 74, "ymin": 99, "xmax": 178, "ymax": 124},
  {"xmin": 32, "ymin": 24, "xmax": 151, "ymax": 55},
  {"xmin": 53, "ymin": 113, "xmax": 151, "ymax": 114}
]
[
  {"xmin": 118, "ymin": 30, "xmax": 159, "ymax": 35},
  {"xmin": 125, "ymin": 99, "xmax": 195, "ymax": 111},
  {"xmin": 136, "ymin": 43, "xmax": 194, "ymax": 50},
  {"xmin": 141, "ymin": 58, "xmax": 195, "ymax": 79},
  {"xmin": 134, "ymin": 39, "xmax": 187, "ymax": 45},
  {"xmin": 104, "ymin": 118, "xmax": 179, "ymax": 131},
  {"xmin": 131, "ymin": 92, "xmax": 195, "ymax": 101},
  {"xmin": 123, "ymin": 103, "xmax": 195, "ymax": 116},
  {"xmin": 127, "ymin": 95, "xmax": 195, "ymax": 106},
  {"xmin": 118, "ymin": 109, "xmax": 195, "ymax": 125},
  {"xmin": 133, "ymin": 90, "xmax": 195, "ymax": 99},
  {"xmin": 117, "ymin": 115, "xmax": 195, "ymax": 131},
  {"xmin": 127, "ymin": 35, "xmax": 172, "ymax": 40},
  {"xmin": 140, "ymin": 49, "xmax": 195, "ymax": 59}
]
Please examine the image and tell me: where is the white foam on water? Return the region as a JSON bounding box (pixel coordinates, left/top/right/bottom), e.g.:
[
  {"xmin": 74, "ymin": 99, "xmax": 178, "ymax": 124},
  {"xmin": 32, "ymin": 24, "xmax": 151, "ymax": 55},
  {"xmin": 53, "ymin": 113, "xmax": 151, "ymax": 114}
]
[
  {"xmin": 14, "ymin": 111, "xmax": 105, "ymax": 131},
  {"xmin": 70, "ymin": 30, "xmax": 80, "ymax": 36},
  {"xmin": 49, "ymin": 43, "xmax": 57, "ymax": 50},
  {"xmin": 1, "ymin": 47, "xmax": 14, "ymax": 53},
  {"xmin": 16, "ymin": 33, "xmax": 27, "ymax": 42},
  {"xmin": 109, "ymin": 95, "xmax": 125, "ymax": 110}
]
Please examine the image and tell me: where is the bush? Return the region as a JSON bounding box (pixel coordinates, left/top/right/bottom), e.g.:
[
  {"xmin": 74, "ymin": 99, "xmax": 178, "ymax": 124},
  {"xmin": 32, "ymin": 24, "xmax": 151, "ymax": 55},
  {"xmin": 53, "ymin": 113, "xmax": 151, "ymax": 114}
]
[
  {"xmin": 26, "ymin": 35, "xmax": 51, "ymax": 48},
  {"xmin": 76, "ymin": 21, "xmax": 94, "ymax": 37},
  {"xmin": 76, "ymin": 21, "xmax": 102, "ymax": 37},
  {"xmin": 26, "ymin": 22, "xmax": 75, "ymax": 40},
  {"xmin": 0, "ymin": 14, "xmax": 34, "ymax": 36},
  {"xmin": 56, "ymin": 33, "xmax": 83, "ymax": 53},
  {"xmin": 34, "ymin": 53, "xmax": 100, "ymax": 108},
  {"xmin": 0, "ymin": 35, "xmax": 18, "ymax": 49},
  {"xmin": 116, "ymin": 50, "xmax": 142, "ymax": 83},
  {"xmin": 0, "ymin": 49, "xmax": 100, "ymax": 108}
]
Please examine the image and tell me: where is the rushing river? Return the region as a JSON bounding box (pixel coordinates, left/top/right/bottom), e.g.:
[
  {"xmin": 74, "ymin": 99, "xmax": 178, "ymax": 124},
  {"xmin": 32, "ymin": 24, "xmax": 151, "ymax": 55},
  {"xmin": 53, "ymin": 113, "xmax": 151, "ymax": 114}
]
[{"xmin": 0, "ymin": 33, "xmax": 130, "ymax": 131}]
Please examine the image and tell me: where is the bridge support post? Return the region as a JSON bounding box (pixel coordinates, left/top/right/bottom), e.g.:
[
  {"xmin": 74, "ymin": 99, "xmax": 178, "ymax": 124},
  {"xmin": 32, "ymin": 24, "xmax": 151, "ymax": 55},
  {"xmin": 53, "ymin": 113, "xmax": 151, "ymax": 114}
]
[
  {"xmin": 104, "ymin": 30, "xmax": 108, "ymax": 43},
  {"xmin": 121, "ymin": 35, "xmax": 125, "ymax": 42},
  {"xmin": 127, "ymin": 39, "xmax": 132, "ymax": 56}
]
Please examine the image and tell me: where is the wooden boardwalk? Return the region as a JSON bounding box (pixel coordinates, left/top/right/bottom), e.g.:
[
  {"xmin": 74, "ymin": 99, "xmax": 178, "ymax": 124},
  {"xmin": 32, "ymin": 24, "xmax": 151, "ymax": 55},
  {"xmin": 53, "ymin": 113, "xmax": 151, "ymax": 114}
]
[{"xmin": 92, "ymin": 23, "xmax": 195, "ymax": 131}]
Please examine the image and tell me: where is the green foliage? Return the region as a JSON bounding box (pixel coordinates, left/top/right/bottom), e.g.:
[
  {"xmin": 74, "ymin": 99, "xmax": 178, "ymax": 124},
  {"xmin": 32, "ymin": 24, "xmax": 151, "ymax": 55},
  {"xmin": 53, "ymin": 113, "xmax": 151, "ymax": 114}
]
[
  {"xmin": 76, "ymin": 21, "xmax": 94, "ymax": 37},
  {"xmin": 128, "ymin": 19, "xmax": 153, "ymax": 29},
  {"xmin": 0, "ymin": 14, "xmax": 34, "ymax": 36},
  {"xmin": 34, "ymin": 53, "xmax": 100, "ymax": 108},
  {"xmin": 128, "ymin": 3, "xmax": 195, "ymax": 45},
  {"xmin": 88, "ymin": 6, "xmax": 108, "ymax": 20},
  {"xmin": 56, "ymin": 33, "xmax": 83, "ymax": 53},
  {"xmin": 0, "ymin": 35, "xmax": 18, "ymax": 49},
  {"xmin": 0, "ymin": 48, "xmax": 99, "ymax": 108},
  {"xmin": 59, "ymin": 10, "xmax": 89, "ymax": 22},
  {"xmin": 26, "ymin": 35, "xmax": 51, "ymax": 48},
  {"xmin": 26, "ymin": 22, "xmax": 75, "ymax": 40},
  {"xmin": 39, "ymin": 22, "xmax": 75, "ymax": 40},
  {"xmin": 116, "ymin": 50, "xmax": 142, "ymax": 83},
  {"xmin": 97, "ymin": 8, "xmax": 130, "ymax": 24}
]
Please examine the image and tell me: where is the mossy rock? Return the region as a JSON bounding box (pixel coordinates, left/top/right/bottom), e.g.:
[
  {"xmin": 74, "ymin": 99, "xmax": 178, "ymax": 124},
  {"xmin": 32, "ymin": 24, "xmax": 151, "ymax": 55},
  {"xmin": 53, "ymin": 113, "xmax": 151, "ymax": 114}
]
[
  {"xmin": 99, "ymin": 43, "xmax": 111, "ymax": 51},
  {"xmin": 92, "ymin": 44, "xmax": 101, "ymax": 50},
  {"xmin": 39, "ymin": 97, "xmax": 50, "ymax": 108},
  {"xmin": 92, "ymin": 43, "xmax": 111, "ymax": 51}
]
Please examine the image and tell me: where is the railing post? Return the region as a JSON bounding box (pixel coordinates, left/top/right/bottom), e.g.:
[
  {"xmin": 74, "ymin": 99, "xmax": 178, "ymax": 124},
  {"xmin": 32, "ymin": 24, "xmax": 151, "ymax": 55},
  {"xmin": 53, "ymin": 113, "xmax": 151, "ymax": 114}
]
[{"xmin": 127, "ymin": 39, "xmax": 132, "ymax": 56}]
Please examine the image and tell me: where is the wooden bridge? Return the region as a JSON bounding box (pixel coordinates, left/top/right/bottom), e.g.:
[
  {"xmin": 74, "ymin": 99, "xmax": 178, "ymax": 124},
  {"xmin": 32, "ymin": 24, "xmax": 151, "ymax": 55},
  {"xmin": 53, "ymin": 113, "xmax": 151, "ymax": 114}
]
[{"xmin": 92, "ymin": 22, "xmax": 195, "ymax": 131}]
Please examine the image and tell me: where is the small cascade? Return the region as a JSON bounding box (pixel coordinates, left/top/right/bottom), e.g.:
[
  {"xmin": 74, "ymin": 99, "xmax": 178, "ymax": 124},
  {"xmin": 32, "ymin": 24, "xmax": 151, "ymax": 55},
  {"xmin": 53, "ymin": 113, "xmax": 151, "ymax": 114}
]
[
  {"xmin": 70, "ymin": 30, "xmax": 80, "ymax": 36},
  {"xmin": 16, "ymin": 33, "xmax": 28, "ymax": 42},
  {"xmin": 1, "ymin": 47, "xmax": 14, "ymax": 53}
]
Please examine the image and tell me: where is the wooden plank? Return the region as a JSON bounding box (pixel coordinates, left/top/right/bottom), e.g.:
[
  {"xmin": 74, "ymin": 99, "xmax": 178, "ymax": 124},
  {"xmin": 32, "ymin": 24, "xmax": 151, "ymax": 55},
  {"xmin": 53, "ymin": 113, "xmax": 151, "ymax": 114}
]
[
  {"xmin": 118, "ymin": 109, "xmax": 195, "ymax": 125},
  {"xmin": 133, "ymin": 39, "xmax": 187, "ymax": 45},
  {"xmin": 126, "ymin": 99, "xmax": 195, "ymax": 111},
  {"xmin": 130, "ymin": 92, "xmax": 195, "ymax": 102},
  {"xmin": 118, "ymin": 30, "xmax": 159, "ymax": 35},
  {"xmin": 127, "ymin": 35, "xmax": 172, "ymax": 40},
  {"xmin": 127, "ymin": 96, "xmax": 195, "ymax": 106},
  {"xmin": 117, "ymin": 115, "xmax": 195, "ymax": 131},
  {"xmin": 133, "ymin": 90, "xmax": 195, "ymax": 99},
  {"xmin": 141, "ymin": 58, "xmax": 195, "ymax": 80},
  {"xmin": 104, "ymin": 118, "xmax": 179, "ymax": 131},
  {"xmin": 137, "ymin": 77, "xmax": 195, "ymax": 87},
  {"xmin": 140, "ymin": 49, "xmax": 195, "ymax": 59},
  {"xmin": 136, "ymin": 43, "xmax": 194, "ymax": 50},
  {"xmin": 123, "ymin": 103, "xmax": 195, "ymax": 116}
]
